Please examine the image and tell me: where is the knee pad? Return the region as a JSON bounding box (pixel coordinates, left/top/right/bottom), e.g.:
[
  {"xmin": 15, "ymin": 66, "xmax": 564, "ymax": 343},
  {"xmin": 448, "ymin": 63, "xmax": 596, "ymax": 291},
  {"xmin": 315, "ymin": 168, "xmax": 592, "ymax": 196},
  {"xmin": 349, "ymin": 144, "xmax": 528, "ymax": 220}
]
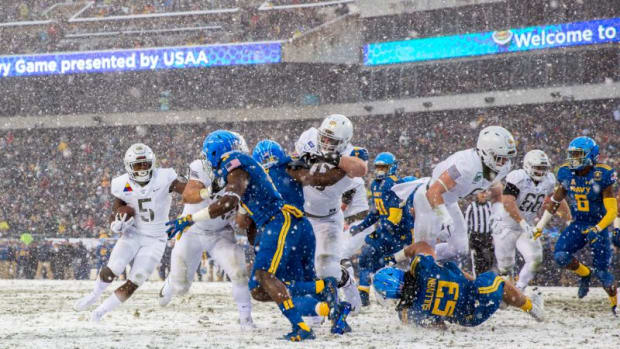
[
  {"xmin": 554, "ymin": 251, "xmax": 572, "ymax": 267},
  {"xmin": 593, "ymin": 269, "xmax": 615, "ymax": 288},
  {"xmin": 99, "ymin": 266, "xmax": 116, "ymax": 283}
]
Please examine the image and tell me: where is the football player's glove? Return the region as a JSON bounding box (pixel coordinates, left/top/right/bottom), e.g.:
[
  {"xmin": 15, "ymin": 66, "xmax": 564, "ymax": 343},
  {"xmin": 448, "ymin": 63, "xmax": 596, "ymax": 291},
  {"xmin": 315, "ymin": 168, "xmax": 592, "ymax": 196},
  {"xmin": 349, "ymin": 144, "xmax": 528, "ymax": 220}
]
[
  {"xmin": 110, "ymin": 213, "xmax": 134, "ymax": 234},
  {"xmin": 166, "ymin": 215, "xmax": 194, "ymax": 240},
  {"xmin": 582, "ymin": 226, "xmax": 600, "ymax": 244}
]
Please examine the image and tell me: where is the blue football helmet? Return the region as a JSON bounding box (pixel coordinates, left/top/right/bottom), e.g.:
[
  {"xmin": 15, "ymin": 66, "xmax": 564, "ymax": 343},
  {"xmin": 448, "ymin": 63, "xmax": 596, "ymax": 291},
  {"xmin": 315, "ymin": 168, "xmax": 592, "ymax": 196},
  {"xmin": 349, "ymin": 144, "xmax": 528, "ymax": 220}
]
[
  {"xmin": 201, "ymin": 130, "xmax": 244, "ymax": 173},
  {"xmin": 373, "ymin": 266, "xmax": 405, "ymax": 300},
  {"xmin": 374, "ymin": 152, "xmax": 398, "ymax": 179},
  {"xmin": 252, "ymin": 140, "xmax": 287, "ymax": 169},
  {"xmin": 566, "ymin": 136, "xmax": 599, "ymax": 170}
]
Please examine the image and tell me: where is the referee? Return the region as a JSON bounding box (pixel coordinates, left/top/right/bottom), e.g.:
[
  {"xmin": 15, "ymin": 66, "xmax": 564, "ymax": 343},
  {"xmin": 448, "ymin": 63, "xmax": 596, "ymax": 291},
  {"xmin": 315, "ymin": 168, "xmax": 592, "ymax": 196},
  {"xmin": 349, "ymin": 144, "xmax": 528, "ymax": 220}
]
[{"xmin": 465, "ymin": 190, "xmax": 495, "ymax": 276}]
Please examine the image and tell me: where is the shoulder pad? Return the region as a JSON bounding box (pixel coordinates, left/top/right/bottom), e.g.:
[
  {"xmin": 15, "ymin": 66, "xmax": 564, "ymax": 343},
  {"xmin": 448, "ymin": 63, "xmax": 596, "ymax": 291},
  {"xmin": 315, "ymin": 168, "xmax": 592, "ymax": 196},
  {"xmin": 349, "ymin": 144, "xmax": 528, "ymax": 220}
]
[{"xmin": 595, "ymin": 163, "xmax": 612, "ymax": 171}]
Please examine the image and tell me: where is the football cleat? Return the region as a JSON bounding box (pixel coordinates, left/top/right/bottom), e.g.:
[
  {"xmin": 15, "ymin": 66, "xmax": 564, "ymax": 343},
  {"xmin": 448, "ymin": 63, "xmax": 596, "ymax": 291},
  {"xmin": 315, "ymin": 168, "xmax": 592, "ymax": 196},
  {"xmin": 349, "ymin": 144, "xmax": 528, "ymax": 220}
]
[
  {"xmin": 282, "ymin": 327, "xmax": 315, "ymax": 342},
  {"xmin": 73, "ymin": 293, "xmax": 99, "ymax": 312},
  {"xmin": 90, "ymin": 309, "xmax": 105, "ymax": 323},
  {"xmin": 330, "ymin": 302, "xmax": 352, "ymax": 334},
  {"xmin": 578, "ymin": 274, "xmax": 591, "ymax": 299},
  {"xmin": 158, "ymin": 279, "xmax": 173, "ymax": 307},
  {"xmin": 240, "ymin": 316, "xmax": 257, "ymax": 331},
  {"xmin": 527, "ymin": 291, "xmax": 545, "ymax": 322},
  {"xmin": 359, "ymin": 290, "xmax": 370, "ymax": 307}
]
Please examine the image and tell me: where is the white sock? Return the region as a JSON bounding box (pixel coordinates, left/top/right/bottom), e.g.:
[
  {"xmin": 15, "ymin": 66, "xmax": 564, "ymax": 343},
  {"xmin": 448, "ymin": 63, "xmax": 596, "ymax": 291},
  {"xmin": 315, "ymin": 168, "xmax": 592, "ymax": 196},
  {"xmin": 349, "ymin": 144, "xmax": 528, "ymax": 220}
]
[
  {"xmin": 232, "ymin": 281, "xmax": 252, "ymax": 319},
  {"xmin": 517, "ymin": 264, "xmax": 536, "ymax": 290},
  {"xmin": 94, "ymin": 293, "xmax": 122, "ymax": 316},
  {"xmin": 92, "ymin": 279, "xmax": 111, "ymax": 297}
]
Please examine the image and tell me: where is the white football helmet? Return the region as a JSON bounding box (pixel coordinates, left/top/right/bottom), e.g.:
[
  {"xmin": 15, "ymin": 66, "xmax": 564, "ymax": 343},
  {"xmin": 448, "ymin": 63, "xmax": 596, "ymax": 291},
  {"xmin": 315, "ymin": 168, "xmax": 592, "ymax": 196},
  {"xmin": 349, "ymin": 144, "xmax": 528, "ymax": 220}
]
[
  {"xmin": 317, "ymin": 114, "xmax": 353, "ymax": 154},
  {"xmin": 124, "ymin": 143, "xmax": 155, "ymax": 184},
  {"xmin": 523, "ymin": 149, "xmax": 551, "ymax": 182},
  {"xmin": 476, "ymin": 126, "xmax": 517, "ymax": 173}
]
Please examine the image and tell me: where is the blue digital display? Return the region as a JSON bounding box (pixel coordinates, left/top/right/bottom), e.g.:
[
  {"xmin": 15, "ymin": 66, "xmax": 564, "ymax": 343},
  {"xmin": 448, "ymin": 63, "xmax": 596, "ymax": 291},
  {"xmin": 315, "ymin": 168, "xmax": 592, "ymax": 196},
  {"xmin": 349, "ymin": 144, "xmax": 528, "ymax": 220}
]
[
  {"xmin": 0, "ymin": 42, "xmax": 282, "ymax": 78},
  {"xmin": 364, "ymin": 17, "xmax": 620, "ymax": 66}
]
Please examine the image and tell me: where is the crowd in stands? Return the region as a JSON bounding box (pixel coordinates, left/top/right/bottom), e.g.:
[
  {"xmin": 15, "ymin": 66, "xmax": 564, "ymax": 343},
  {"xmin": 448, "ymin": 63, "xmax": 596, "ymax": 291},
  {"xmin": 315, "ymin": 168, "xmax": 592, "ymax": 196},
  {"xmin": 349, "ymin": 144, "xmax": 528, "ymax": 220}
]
[
  {"xmin": 0, "ymin": 99, "xmax": 618, "ymax": 285},
  {"xmin": 1, "ymin": 99, "xmax": 618, "ymax": 240}
]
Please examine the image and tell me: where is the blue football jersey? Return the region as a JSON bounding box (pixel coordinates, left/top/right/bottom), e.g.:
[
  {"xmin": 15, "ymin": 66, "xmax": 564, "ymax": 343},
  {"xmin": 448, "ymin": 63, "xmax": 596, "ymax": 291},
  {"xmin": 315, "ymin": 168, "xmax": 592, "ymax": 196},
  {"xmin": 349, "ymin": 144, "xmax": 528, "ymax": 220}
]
[
  {"xmin": 404, "ymin": 255, "xmax": 475, "ymax": 324},
  {"xmin": 264, "ymin": 158, "xmax": 305, "ymax": 212},
  {"xmin": 557, "ymin": 163, "xmax": 617, "ymax": 224},
  {"xmin": 357, "ymin": 175, "xmax": 414, "ymax": 234},
  {"xmin": 216, "ymin": 151, "xmax": 284, "ymax": 227}
]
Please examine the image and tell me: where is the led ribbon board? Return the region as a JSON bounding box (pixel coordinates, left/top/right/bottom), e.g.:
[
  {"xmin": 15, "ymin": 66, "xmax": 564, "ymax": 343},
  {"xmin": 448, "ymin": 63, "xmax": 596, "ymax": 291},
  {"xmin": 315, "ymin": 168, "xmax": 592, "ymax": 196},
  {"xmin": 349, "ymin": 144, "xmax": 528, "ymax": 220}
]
[
  {"xmin": 364, "ymin": 17, "xmax": 620, "ymax": 66},
  {"xmin": 0, "ymin": 42, "xmax": 282, "ymax": 78}
]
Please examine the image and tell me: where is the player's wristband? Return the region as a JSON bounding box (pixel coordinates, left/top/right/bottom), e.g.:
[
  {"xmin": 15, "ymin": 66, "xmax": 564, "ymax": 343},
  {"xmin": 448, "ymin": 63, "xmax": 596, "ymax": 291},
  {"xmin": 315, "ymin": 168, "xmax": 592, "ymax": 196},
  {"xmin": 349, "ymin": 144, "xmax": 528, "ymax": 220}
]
[
  {"xmin": 535, "ymin": 210, "xmax": 553, "ymax": 231},
  {"xmin": 394, "ymin": 249, "xmax": 408, "ymax": 263},
  {"xmin": 199, "ymin": 188, "xmax": 211, "ymax": 200},
  {"xmin": 192, "ymin": 208, "xmax": 211, "ymax": 222}
]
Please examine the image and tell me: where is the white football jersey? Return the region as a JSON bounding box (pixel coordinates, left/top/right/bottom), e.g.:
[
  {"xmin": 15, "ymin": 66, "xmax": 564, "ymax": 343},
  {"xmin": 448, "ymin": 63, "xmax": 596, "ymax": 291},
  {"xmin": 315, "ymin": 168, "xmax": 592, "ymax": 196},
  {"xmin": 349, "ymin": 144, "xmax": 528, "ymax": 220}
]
[
  {"xmin": 343, "ymin": 178, "xmax": 369, "ymax": 218},
  {"xmin": 296, "ymin": 128, "xmax": 363, "ymax": 217},
  {"xmin": 501, "ymin": 169, "xmax": 555, "ymax": 228},
  {"xmin": 431, "ymin": 148, "xmax": 510, "ymax": 205},
  {"xmin": 111, "ymin": 167, "xmax": 178, "ymax": 237},
  {"xmin": 181, "ymin": 160, "xmax": 232, "ymax": 232}
]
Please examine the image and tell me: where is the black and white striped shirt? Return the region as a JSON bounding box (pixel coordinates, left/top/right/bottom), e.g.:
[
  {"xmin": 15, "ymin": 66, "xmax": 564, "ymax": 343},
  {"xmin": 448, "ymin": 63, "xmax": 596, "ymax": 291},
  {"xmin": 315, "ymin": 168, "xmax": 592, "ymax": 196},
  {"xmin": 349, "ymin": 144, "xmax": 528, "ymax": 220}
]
[{"xmin": 465, "ymin": 201, "xmax": 492, "ymax": 234}]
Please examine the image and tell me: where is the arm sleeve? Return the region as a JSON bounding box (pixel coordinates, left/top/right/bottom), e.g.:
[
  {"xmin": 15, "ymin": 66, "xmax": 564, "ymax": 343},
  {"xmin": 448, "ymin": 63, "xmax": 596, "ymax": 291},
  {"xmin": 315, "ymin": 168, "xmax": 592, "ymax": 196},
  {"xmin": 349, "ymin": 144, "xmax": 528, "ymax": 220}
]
[{"xmin": 356, "ymin": 207, "xmax": 380, "ymax": 231}]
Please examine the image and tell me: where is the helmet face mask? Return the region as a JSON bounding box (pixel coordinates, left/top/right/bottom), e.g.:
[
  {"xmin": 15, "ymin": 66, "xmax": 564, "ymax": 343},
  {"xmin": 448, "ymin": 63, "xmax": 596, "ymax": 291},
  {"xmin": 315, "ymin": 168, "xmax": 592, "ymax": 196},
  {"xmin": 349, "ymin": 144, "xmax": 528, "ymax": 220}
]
[
  {"xmin": 374, "ymin": 152, "xmax": 397, "ymax": 179},
  {"xmin": 566, "ymin": 136, "xmax": 599, "ymax": 171},
  {"xmin": 523, "ymin": 149, "xmax": 550, "ymax": 181},
  {"xmin": 567, "ymin": 148, "xmax": 587, "ymax": 169},
  {"xmin": 124, "ymin": 143, "xmax": 155, "ymax": 184},
  {"xmin": 317, "ymin": 114, "xmax": 353, "ymax": 154},
  {"xmin": 477, "ymin": 126, "xmax": 517, "ymax": 174},
  {"xmin": 375, "ymin": 164, "xmax": 390, "ymax": 178}
]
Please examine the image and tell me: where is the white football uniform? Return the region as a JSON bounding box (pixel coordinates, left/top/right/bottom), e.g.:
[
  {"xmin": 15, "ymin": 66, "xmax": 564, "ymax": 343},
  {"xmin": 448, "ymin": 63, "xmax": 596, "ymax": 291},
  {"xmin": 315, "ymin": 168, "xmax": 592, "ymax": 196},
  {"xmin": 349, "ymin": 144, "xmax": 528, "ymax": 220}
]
[
  {"xmin": 393, "ymin": 148, "xmax": 510, "ymax": 261},
  {"xmin": 162, "ymin": 160, "xmax": 252, "ymax": 321},
  {"xmin": 341, "ymin": 178, "xmax": 373, "ymax": 259},
  {"xmin": 296, "ymin": 127, "xmax": 361, "ymax": 279},
  {"xmin": 296, "ymin": 127, "xmax": 366, "ymax": 314},
  {"xmin": 494, "ymin": 169, "xmax": 555, "ymax": 289},
  {"xmin": 107, "ymin": 167, "xmax": 177, "ymax": 285}
]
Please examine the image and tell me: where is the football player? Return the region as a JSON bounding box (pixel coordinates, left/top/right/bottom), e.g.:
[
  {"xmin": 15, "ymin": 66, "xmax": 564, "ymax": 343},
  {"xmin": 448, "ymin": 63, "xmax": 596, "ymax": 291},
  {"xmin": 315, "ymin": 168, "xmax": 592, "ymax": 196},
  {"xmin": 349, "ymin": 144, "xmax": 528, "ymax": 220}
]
[
  {"xmin": 166, "ymin": 131, "xmax": 350, "ymax": 341},
  {"xmin": 493, "ymin": 150, "xmax": 570, "ymax": 290},
  {"xmin": 392, "ymin": 126, "xmax": 516, "ymax": 261},
  {"xmin": 74, "ymin": 143, "xmax": 185, "ymax": 321},
  {"xmin": 251, "ymin": 139, "xmax": 355, "ymax": 329},
  {"xmin": 295, "ymin": 114, "xmax": 368, "ymax": 312},
  {"xmin": 374, "ymin": 241, "xmax": 544, "ymax": 328},
  {"xmin": 349, "ymin": 152, "xmax": 415, "ymax": 306},
  {"xmin": 533, "ymin": 136, "xmax": 618, "ymax": 314},
  {"xmin": 158, "ymin": 155, "xmax": 254, "ymax": 329}
]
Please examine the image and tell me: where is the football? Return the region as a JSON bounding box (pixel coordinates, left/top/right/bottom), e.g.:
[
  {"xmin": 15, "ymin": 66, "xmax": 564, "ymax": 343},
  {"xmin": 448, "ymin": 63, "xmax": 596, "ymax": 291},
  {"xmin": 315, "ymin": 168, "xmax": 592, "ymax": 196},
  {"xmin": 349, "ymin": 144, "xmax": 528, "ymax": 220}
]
[{"xmin": 115, "ymin": 205, "xmax": 135, "ymax": 220}]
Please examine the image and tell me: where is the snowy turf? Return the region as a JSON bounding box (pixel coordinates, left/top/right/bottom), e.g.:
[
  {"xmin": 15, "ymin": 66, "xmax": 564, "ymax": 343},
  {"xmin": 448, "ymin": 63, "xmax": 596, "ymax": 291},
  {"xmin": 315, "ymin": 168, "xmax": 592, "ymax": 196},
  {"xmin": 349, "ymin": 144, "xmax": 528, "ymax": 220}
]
[{"xmin": 0, "ymin": 280, "xmax": 618, "ymax": 348}]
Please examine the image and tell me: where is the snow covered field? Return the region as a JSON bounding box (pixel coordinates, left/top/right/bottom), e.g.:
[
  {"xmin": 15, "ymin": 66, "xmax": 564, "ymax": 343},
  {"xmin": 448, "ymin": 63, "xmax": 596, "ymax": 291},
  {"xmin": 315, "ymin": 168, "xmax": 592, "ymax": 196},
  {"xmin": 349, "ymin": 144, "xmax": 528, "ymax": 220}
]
[{"xmin": 0, "ymin": 280, "xmax": 618, "ymax": 349}]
